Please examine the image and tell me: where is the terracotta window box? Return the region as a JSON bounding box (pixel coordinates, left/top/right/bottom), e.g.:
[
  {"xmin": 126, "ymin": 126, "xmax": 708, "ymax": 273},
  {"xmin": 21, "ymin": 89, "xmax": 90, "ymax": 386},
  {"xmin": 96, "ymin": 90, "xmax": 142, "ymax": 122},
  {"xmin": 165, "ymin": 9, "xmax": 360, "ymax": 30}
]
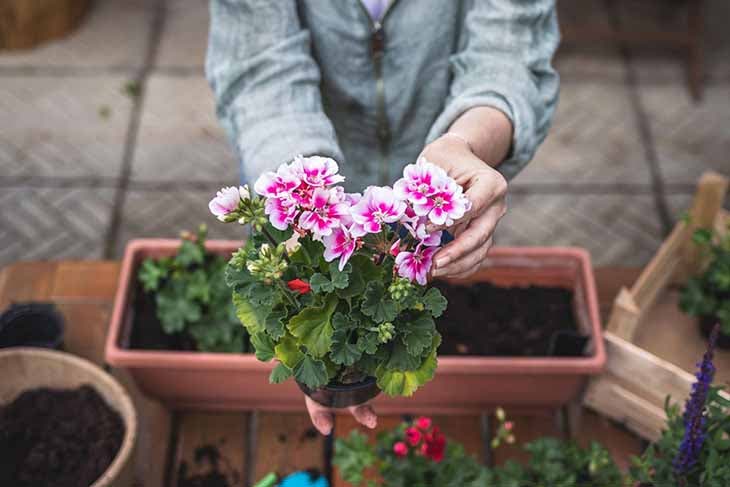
[{"xmin": 106, "ymin": 241, "xmax": 605, "ymax": 413}]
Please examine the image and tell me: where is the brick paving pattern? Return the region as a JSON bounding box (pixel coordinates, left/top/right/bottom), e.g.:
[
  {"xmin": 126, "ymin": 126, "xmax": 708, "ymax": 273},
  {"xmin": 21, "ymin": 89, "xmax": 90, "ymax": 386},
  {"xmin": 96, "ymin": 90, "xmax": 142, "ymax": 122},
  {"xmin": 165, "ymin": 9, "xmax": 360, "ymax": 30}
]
[{"xmin": 1, "ymin": 0, "xmax": 728, "ymax": 267}]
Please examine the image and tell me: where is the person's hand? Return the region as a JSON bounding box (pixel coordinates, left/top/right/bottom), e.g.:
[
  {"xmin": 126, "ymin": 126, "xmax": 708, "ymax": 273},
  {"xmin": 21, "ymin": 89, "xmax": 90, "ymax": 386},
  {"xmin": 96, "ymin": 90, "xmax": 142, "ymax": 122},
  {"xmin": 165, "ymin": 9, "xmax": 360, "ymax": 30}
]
[
  {"xmin": 305, "ymin": 396, "xmax": 377, "ymax": 435},
  {"xmin": 421, "ymin": 134, "xmax": 508, "ymax": 279}
]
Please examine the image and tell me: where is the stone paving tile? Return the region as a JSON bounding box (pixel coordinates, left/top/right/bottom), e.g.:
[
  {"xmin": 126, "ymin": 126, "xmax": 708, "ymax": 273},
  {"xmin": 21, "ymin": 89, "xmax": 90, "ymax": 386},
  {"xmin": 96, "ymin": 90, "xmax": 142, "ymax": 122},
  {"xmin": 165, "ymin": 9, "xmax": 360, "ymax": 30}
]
[
  {"xmin": 665, "ymin": 191, "xmax": 730, "ymax": 224},
  {"xmin": 637, "ymin": 83, "xmax": 730, "ymax": 185},
  {"xmin": 129, "ymin": 75, "xmax": 238, "ymax": 184},
  {"xmin": 113, "ymin": 188, "xmax": 245, "ymax": 257},
  {"xmin": 0, "ymin": 0, "xmax": 154, "ymax": 69},
  {"xmin": 0, "ymin": 187, "xmax": 115, "ymax": 266},
  {"xmin": 0, "ymin": 76, "xmax": 134, "ymax": 179},
  {"xmin": 511, "ymin": 81, "xmax": 651, "ymax": 186},
  {"xmin": 156, "ymin": 0, "xmax": 209, "ymax": 69},
  {"xmin": 496, "ymin": 193, "xmax": 664, "ymax": 267}
]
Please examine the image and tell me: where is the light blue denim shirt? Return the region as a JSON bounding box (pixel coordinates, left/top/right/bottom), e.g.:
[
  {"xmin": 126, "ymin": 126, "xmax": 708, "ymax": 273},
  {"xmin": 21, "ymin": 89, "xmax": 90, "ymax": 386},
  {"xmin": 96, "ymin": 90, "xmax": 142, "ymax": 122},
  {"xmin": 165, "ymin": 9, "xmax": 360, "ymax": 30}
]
[{"xmin": 206, "ymin": 0, "xmax": 560, "ymax": 189}]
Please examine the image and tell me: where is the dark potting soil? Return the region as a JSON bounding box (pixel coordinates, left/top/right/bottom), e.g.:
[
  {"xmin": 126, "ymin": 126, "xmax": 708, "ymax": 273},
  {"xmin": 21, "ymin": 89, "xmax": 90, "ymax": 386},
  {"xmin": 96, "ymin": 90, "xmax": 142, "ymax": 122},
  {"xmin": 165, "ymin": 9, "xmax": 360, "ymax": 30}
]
[
  {"xmin": 129, "ymin": 283, "xmax": 197, "ymax": 351},
  {"xmin": 435, "ymin": 282, "xmax": 585, "ymax": 357},
  {"xmin": 0, "ymin": 385, "xmax": 125, "ymax": 487},
  {"xmin": 177, "ymin": 444, "xmax": 240, "ymax": 487}
]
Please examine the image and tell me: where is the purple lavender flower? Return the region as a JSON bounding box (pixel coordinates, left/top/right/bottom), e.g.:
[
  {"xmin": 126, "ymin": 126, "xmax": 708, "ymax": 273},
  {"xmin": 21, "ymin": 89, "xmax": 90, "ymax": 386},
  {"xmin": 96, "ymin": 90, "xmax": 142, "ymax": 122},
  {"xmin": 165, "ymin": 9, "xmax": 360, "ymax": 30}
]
[{"xmin": 673, "ymin": 323, "xmax": 719, "ymax": 479}]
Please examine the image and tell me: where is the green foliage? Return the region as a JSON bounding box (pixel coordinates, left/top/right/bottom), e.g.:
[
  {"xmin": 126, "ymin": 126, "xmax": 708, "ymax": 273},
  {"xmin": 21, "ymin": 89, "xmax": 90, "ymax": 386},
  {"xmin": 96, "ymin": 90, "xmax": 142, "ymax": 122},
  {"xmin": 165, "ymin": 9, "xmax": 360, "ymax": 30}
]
[
  {"xmin": 630, "ymin": 388, "xmax": 730, "ymax": 486},
  {"xmin": 137, "ymin": 226, "xmax": 247, "ymax": 353},
  {"xmin": 224, "ymin": 218, "xmax": 449, "ymax": 396},
  {"xmin": 680, "ymin": 223, "xmax": 730, "ymax": 335}
]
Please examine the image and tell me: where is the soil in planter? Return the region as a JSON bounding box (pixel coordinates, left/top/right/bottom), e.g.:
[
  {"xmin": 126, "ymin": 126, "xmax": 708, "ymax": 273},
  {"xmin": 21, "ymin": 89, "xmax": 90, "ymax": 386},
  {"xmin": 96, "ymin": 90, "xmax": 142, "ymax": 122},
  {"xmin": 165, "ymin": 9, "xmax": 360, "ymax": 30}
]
[
  {"xmin": 435, "ymin": 282, "xmax": 585, "ymax": 357},
  {"xmin": 129, "ymin": 284, "xmax": 196, "ymax": 351},
  {"xmin": 0, "ymin": 385, "xmax": 125, "ymax": 487}
]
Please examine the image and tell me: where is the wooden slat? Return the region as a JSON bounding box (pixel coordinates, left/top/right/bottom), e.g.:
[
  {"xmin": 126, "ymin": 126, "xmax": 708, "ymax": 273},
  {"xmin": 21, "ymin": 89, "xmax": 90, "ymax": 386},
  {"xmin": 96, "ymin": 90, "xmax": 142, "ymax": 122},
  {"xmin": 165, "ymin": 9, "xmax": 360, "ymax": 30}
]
[
  {"xmin": 492, "ymin": 411, "xmax": 562, "ymax": 466},
  {"xmin": 252, "ymin": 412, "xmax": 326, "ymax": 482},
  {"xmin": 171, "ymin": 412, "xmax": 248, "ymax": 487},
  {"xmin": 50, "ymin": 261, "xmax": 120, "ymax": 301},
  {"xmin": 575, "ymin": 410, "xmax": 645, "ymax": 472},
  {"xmin": 432, "ymin": 415, "xmax": 485, "ymax": 461},
  {"xmin": 55, "ymin": 302, "xmax": 111, "ymax": 365},
  {"xmin": 0, "ymin": 261, "xmax": 58, "ymax": 308},
  {"xmin": 593, "ymin": 267, "xmax": 640, "ymax": 320}
]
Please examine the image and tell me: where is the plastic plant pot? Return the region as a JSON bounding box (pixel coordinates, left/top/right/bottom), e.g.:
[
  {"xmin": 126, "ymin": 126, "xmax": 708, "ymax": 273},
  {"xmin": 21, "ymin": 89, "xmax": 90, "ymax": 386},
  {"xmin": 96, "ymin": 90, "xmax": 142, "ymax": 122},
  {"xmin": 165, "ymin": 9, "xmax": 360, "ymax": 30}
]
[
  {"xmin": 0, "ymin": 303, "xmax": 64, "ymax": 350},
  {"xmin": 297, "ymin": 377, "xmax": 380, "ymax": 409}
]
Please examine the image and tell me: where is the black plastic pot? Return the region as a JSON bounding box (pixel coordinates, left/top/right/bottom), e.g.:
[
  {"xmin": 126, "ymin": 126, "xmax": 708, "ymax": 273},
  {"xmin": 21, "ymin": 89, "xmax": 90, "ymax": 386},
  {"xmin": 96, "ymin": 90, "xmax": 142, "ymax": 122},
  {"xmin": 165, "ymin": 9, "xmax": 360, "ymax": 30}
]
[
  {"xmin": 297, "ymin": 376, "xmax": 380, "ymax": 409},
  {"xmin": 699, "ymin": 315, "xmax": 730, "ymax": 350},
  {"xmin": 0, "ymin": 303, "xmax": 64, "ymax": 350}
]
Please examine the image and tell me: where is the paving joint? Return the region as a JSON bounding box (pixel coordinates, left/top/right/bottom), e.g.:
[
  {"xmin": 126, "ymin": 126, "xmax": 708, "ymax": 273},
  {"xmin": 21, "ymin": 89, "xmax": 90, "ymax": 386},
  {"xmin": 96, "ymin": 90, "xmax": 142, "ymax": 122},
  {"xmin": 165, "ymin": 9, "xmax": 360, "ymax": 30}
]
[{"xmin": 102, "ymin": 0, "xmax": 167, "ymax": 259}]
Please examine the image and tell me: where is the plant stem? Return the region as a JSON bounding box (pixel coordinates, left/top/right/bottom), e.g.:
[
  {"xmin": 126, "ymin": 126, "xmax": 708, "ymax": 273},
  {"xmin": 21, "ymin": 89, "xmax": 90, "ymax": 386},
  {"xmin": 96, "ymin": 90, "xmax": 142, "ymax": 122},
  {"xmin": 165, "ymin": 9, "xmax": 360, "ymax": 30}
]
[
  {"xmin": 259, "ymin": 225, "xmax": 290, "ymax": 263},
  {"xmin": 277, "ymin": 281, "xmax": 299, "ymax": 309}
]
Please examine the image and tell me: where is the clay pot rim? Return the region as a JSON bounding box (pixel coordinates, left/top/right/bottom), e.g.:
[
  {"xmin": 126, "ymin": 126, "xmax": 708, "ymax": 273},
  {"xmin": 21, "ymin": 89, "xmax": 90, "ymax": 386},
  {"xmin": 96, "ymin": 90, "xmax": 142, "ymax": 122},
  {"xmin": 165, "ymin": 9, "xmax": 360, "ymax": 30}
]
[
  {"xmin": 0, "ymin": 347, "xmax": 138, "ymax": 487},
  {"xmin": 106, "ymin": 240, "xmax": 605, "ymax": 375}
]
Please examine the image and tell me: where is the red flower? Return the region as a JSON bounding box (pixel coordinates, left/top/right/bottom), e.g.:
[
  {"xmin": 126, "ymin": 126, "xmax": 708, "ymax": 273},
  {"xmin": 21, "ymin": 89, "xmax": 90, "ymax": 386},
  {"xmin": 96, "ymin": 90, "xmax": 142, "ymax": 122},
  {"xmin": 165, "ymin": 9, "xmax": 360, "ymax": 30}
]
[
  {"xmin": 405, "ymin": 426, "xmax": 422, "ymax": 446},
  {"xmin": 422, "ymin": 426, "xmax": 446, "ymax": 463},
  {"xmin": 415, "ymin": 416, "xmax": 432, "ymax": 431},
  {"xmin": 393, "ymin": 441, "xmax": 409, "ymax": 457},
  {"xmin": 287, "ymin": 278, "xmax": 311, "ymax": 294}
]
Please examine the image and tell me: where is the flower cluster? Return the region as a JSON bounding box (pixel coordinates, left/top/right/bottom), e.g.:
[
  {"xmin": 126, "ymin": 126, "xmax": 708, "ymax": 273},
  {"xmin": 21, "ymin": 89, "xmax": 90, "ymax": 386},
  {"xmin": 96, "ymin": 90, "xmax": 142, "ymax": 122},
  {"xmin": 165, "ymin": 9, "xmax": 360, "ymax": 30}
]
[
  {"xmin": 237, "ymin": 155, "xmax": 470, "ymax": 283},
  {"xmin": 393, "ymin": 416, "xmax": 447, "ymax": 463},
  {"xmin": 673, "ymin": 323, "xmax": 719, "ymax": 478}
]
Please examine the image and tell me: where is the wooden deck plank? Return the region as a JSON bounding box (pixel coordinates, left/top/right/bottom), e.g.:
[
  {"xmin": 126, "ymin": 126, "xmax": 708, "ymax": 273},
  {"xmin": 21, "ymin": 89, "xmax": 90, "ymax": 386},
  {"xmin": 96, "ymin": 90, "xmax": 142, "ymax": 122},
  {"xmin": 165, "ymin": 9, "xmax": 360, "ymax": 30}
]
[
  {"xmin": 55, "ymin": 302, "xmax": 111, "ymax": 365},
  {"xmin": 432, "ymin": 415, "xmax": 486, "ymax": 461},
  {"xmin": 251, "ymin": 412, "xmax": 326, "ymax": 482},
  {"xmin": 170, "ymin": 412, "xmax": 248, "ymax": 487},
  {"xmin": 50, "ymin": 261, "xmax": 120, "ymax": 301},
  {"xmin": 492, "ymin": 411, "xmax": 563, "ymax": 466},
  {"xmin": 0, "ymin": 261, "xmax": 58, "ymax": 308}
]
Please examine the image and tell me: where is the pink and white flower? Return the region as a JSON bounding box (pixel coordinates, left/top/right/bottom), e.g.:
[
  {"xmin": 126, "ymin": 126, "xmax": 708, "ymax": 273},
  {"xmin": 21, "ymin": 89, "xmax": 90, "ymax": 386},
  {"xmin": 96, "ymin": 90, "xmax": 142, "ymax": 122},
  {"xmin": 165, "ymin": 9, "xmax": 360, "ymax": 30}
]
[
  {"xmin": 253, "ymin": 163, "xmax": 300, "ymax": 199},
  {"xmin": 395, "ymin": 243, "xmax": 438, "ymax": 286},
  {"xmin": 208, "ymin": 186, "xmax": 246, "ymax": 221},
  {"xmin": 412, "ymin": 178, "xmax": 471, "ymax": 226},
  {"xmin": 393, "ymin": 158, "xmax": 447, "ymax": 205},
  {"xmin": 351, "ymin": 186, "xmax": 406, "ymax": 234},
  {"xmin": 298, "ymin": 187, "xmax": 349, "ymax": 237},
  {"xmin": 322, "ymin": 225, "xmax": 358, "ymax": 271},
  {"xmin": 265, "ymin": 197, "xmax": 298, "ymax": 231},
  {"xmin": 404, "ymin": 217, "xmax": 442, "ymax": 247},
  {"xmin": 290, "ymin": 155, "xmax": 345, "ymax": 188}
]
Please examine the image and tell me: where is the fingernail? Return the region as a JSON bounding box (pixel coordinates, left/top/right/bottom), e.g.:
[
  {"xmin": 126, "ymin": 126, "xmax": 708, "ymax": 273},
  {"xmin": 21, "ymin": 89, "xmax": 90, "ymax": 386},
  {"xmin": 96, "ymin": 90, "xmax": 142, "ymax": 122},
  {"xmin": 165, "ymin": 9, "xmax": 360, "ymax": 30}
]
[{"xmin": 368, "ymin": 417, "xmax": 377, "ymax": 429}]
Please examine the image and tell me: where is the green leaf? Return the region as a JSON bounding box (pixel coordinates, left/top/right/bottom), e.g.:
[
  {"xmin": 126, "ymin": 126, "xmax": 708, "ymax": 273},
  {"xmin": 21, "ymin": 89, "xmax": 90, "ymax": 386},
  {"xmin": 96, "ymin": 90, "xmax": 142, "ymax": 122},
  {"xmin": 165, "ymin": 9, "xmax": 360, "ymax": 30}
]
[
  {"xmin": 293, "ymin": 356, "xmax": 329, "ymax": 389},
  {"xmin": 333, "ymin": 431, "xmax": 376, "ymax": 486},
  {"xmin": 138, "ymin": 258, "xmax": 168, "ymax": 292},
  {"xmin": 422, "ymin": 287, "xmax": 448, "ymax": 318},
  {"xmin": 224, "ymin": 263, "xmax": 254, "ymax": 288},
  {"xmin": 157, "ymin": 292, "xmax": 201, "ymax": 333},
  {"xmin": 400, "ymin": 313, "xmax": 436, "ymax": 356},
  {"xmin": 232, "ymin": 291, "xmax": 268, "ymax": 334},
  {"xmin": 185, "ymin": 269, "xmax": 210, "ymax": 303},
  {"xmin": 329, "ymin": 262, "xmax": 350, "ymax": 289},
  {"xmin": 250, "ymin": 332, "xmax": 275, "ymax": 361},
  {"xmin": 274, "ymin": 334, "xmax": 304, "ymax": 369},
  {"xmin": 385, "ymin": 340, "xmax": 422, "ymax": 370},
  {"xmin": 309, "ymin": 273, "xmax": 334, "ymax": 293},
  {"xmin": 264, "ymin": 307, "xmax": 287, "ymax": 340},
  {"xmin": 269, "ymin": 362, "xmax": 293, "ymax": 384},
  {"xmin": 331, "ymin": 326, "xmax": 362, "ymax": 366},
  {"xmin": 376, "ymin": 336, "xmax": 439, "ymax": 397},
  {"xmin": 288, "ymin": 295, "xmax": 338, "ymax": 358},
  {"xmin": 361, "ymin": 281, "xmax": 397, "ymax": 323},
  {"xmin": 176, "ymin": 239, "xmax": 205, "ymax": 267},
  {"xmin": 356, "ymin": 331, "xmax": 380, "ymax": 355}
]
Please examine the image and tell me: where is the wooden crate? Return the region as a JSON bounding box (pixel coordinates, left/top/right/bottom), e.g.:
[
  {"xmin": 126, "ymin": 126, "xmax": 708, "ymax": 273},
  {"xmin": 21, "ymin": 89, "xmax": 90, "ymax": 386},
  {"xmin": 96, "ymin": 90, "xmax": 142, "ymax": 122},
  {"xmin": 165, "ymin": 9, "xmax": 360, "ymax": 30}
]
[{"xmin": 584, "ymin": 171, "xmax": 729, "ymax": 442}]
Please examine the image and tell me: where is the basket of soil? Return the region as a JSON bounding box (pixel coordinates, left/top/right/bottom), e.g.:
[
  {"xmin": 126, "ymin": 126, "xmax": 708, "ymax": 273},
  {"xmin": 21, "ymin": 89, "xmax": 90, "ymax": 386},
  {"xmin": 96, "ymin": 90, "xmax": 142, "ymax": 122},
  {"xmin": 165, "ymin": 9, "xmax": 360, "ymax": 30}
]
[
  {"xmin": 108, "ymin": 240, "xmax": 604, "ymax": 412},
  {"xmin": 0, "ymin": 348, "xmax": 137, "ymax": 487}
]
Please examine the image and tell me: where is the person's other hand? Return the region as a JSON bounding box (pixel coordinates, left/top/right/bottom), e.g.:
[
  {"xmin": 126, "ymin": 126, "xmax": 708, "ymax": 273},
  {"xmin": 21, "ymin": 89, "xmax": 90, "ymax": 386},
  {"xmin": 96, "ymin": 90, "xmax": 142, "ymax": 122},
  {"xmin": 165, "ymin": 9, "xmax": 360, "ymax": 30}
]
[
  {"xmin": 420, "ymin": 134, "xmax": 508, "ymax": 280},
  {"xmin": 305, "ymin": 396, "xmax": 377, "ymax": 435}
]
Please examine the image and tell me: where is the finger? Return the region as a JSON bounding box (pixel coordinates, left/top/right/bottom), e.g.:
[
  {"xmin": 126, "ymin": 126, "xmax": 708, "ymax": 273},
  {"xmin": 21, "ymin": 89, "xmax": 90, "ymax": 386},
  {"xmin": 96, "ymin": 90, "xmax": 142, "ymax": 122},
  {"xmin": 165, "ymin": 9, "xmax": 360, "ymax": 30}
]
[
  {"xmin": 348, "ymin": 404, "xmax": 377, "ymax": 429},
  {"xmin": 463, "ymin": 170, "xmax": 508, "ymax": 217},
  {"xmin": 437, "ymin": 237, "xmax": 493, "ymax": 278},
  {"xmin": 432, "ymin": 203, "xmax": 503, "ymax": 274},
  {"xmin": 444, "ymin": 249, "xmax": 492, "ymax": 280},
  {"xmin": 305, "ymin": 396, "xmax": 333, "ymax": 435}
]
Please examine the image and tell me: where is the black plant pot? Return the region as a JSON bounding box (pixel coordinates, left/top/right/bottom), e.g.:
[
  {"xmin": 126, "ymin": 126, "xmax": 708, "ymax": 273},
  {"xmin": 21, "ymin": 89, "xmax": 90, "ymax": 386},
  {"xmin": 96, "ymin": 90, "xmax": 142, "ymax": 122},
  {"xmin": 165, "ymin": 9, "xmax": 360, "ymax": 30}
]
[
  {"xmin": 297, "ymin": 376, "xmax": 380, "ymax": 409},
  {"xmin": 699, "ymin": 315, "xmax": 730, "ymax": 350},
  {"xmin": 0, "ymin": 303, "xmax": 64, "ymax": 350}
]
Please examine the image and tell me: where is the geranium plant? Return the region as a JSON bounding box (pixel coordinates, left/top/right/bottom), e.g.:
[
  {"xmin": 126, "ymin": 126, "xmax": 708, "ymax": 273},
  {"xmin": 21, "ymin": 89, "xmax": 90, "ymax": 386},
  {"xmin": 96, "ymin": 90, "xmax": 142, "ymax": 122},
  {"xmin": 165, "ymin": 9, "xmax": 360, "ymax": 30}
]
[
  {"xmin": 137, "ymin": 225, "xmax": 247, "ymax": 353},
  {"xmin": 209, "ymin": 156, "xmax": 469, "ymax": 397},
  {"xmin": 333, "ymin": 416, "xmax": 490, "ymax": 487}
]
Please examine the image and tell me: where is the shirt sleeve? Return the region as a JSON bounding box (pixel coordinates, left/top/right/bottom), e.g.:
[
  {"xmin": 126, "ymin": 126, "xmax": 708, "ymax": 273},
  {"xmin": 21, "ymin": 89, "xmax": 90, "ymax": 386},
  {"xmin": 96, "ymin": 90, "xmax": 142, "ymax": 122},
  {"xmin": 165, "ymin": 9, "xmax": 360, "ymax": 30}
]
[
  {"xmin": 426, "ymin": 0, "xmax": 560, "ymax": 180},
  {"xmin": 206, "ymin": 0, "xmax": 344, "ymax": 182}
]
